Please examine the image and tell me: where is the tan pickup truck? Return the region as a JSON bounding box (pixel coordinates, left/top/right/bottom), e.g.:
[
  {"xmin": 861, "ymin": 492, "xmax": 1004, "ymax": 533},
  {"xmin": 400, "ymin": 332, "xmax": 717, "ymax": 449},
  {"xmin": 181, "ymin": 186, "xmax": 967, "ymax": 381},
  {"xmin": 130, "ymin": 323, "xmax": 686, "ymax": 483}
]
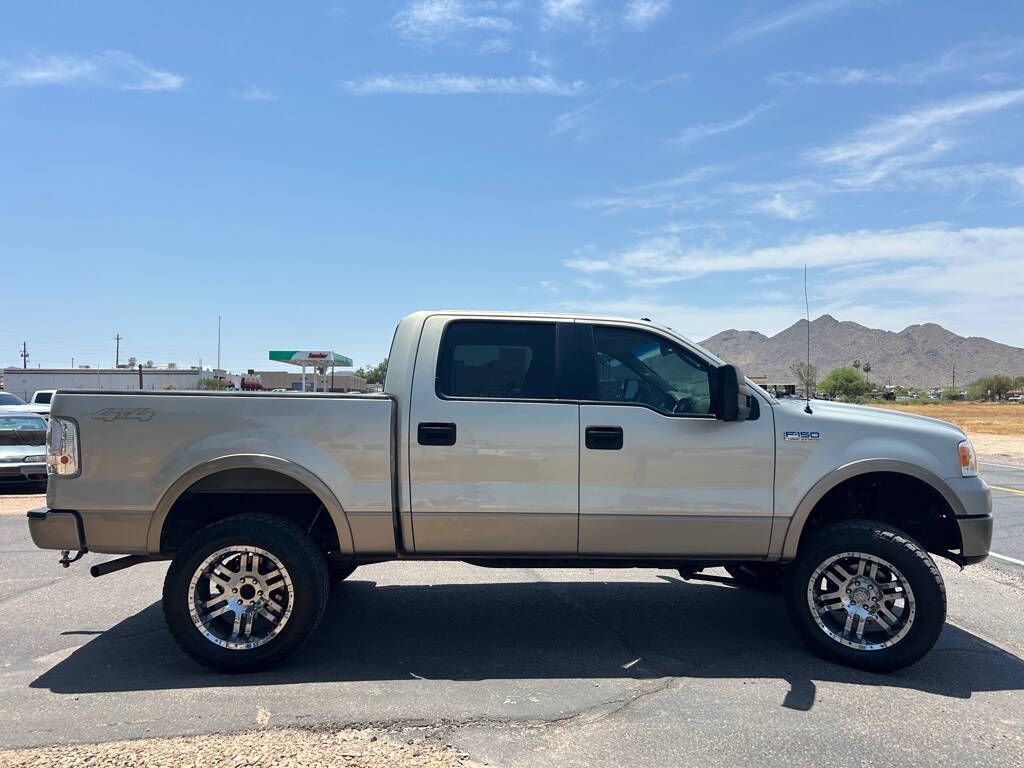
[{"xmin": 29, "ymin": 310, "xmax": 992, "ymax": 672}]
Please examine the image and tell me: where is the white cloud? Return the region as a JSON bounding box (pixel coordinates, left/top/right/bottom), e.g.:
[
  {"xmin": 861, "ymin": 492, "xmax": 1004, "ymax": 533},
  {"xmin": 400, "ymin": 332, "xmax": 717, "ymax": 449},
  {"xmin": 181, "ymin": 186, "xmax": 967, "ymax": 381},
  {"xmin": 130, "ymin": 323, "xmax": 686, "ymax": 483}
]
[
  {"xmin": 808, "ymin": 88, "xmax": 1024, "ymax": 185},
  {"xmin": 768, "ymin": 38, "xmax": 1024, "ymax": 88},
  {"xmin": 559, "ymin": 225, "xmax": 1024, "ymax": 344},
  {"xmin": 0, "ymin": 50, "xmax": 184, "ymax": 91},
  {"xmin": 674, "ymin": 102, "xmax": 773, "ymax": 146},
  {"xmin": 541, "ymin": 0, "xmax": 592, "ymax": 28},
  {"xmin": 233, "ymin": 86, "xmax": 278, "ymax": 101},
  {"xmin": 341, "ymin": 72, "xmax": 584, "ymax": 95},
  {"xmin": 392, "ymin": 0, "xmax": 516, "ymax": 44},
  {"xmin": 635, "ymin": 72, "xmax": 689, "ymax": 91},
  {"xmin": 753, "ymin": 193, "xmax": 815, "ymax": 220},
  {"xmin": 721, "ymin": 0, "xmax": 853, "ymax": 48},
  {"xmin": 551, "ymin": 97, "xmax": 602, "ymax": 138},
  {"xmin": 624, "ymin": 0, "xmax": 671, "ymax": 30}
]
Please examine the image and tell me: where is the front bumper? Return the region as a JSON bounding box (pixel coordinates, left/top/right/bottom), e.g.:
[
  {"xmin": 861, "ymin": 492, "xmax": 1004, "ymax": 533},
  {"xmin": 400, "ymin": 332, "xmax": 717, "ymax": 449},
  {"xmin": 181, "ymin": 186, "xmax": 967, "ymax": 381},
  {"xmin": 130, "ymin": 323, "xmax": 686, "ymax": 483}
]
[
  {"xmin": 27, "ymin": 508, "xmax": 84, "ymax": 551},
  {"xmin": 945, "ymin": 475, "xmax": 993, "ymax": 565},
  {"xmin": 0, "ymin": 461, "xmax": 47, "ymax": 482}
]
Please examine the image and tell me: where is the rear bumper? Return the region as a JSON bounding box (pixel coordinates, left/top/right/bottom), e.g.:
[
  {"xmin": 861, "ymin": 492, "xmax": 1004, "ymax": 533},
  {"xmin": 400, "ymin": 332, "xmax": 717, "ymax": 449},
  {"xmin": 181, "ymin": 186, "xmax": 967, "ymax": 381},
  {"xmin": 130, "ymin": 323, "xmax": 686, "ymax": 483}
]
[{"xmin": 27, "ymin": 508, "xmax": 85, "ymax": 551}]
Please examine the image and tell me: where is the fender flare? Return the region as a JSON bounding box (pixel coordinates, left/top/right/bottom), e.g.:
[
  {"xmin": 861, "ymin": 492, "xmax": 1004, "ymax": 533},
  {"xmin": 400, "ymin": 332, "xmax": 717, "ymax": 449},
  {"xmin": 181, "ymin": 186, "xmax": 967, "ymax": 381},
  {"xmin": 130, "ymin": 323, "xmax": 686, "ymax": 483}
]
[
  {"xmin": 145, "ymin": 454, "xmax": 355, "ymax": 556},
  {"xmin": 779, "ymin": 458, "xmax": 965, "ymax": 561}
]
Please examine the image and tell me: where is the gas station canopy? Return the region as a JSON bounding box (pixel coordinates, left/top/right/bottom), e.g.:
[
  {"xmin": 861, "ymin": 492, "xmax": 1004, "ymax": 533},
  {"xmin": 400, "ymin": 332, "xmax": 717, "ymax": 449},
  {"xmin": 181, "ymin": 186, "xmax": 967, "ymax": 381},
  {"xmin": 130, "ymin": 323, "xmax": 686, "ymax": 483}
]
[{"xmin": 269, "ymin": 350, "xmax": 353, "ymax": 367}]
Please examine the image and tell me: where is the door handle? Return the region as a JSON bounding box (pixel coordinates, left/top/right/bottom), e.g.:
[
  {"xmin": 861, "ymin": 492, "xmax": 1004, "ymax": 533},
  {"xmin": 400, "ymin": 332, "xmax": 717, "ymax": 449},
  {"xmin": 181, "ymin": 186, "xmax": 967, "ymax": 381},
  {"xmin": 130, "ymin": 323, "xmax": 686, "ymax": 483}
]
[
  {"xmin": 585, "ymin": 425, "xmax": 623, "ymax": 450},
  {"xmin": 418, "ymin": 422, "xmax": 457, "ymax": 446}
]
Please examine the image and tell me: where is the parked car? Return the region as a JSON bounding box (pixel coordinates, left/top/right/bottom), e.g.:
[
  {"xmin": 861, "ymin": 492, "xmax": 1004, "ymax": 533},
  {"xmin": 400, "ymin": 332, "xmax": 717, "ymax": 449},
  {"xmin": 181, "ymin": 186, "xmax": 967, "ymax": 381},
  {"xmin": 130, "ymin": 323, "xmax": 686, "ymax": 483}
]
[
  {"xmin": 28, "ymin": 389, "xmax": 56, "ymax": 418},
  {"xmin": 0, "ymin": 411, "xmax": 48, "ymax": 489},
  {"xmin": 28, "ymin": 310, "xmax": 992, "ymax": 673},
  {"xmin": 0, "ymin": 392, "xmax": 48, "ymax": 417}
]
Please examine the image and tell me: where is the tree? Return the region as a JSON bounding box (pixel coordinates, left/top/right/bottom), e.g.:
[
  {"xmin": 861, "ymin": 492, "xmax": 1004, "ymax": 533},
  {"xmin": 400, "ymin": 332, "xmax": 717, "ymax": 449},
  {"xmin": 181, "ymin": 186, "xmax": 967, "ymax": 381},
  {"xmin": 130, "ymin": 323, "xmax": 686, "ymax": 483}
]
[
  {"xmin": 198, "ymin": 377, "xmax": 230, "ymax": 390},
  {"xmin": 144, "ymin": 360, "xmax": 154, "ymax": 368},
  {"xmin": 355, "ymin": 358, "xmax": 388, "ymax": 385},
  {"xmin": 862, "ymin": 362, "xmax": 872, "ymax": 373},
  {"xmin": 127, "ymin": 356, "xmax": 137, "ymax": 367},
  {"xmin": 852, "ymin": 359, "xmax": 861, "ymax": 370},
  {"xmin": 163, "ymin": 382, "xmax": 179, "ymax": 390},
  {"xmin": 966, "ymin": 375, "xmax": 1015, "ymax": 401},
  {"xmin": 789, "ymin": 361, "xmax": 817, "ymax": 397},
  {"xmin": 819, "ymin": 366, "xmax": 870, "ymax": 400}
]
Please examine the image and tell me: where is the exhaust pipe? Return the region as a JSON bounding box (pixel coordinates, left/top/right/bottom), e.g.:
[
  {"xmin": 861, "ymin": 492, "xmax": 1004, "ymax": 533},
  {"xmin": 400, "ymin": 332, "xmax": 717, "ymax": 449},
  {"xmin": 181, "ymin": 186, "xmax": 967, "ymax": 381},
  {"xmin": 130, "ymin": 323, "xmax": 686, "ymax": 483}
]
[{"xmin": 90, "ymin": 555, "xmax": 150, "ymax": 578}]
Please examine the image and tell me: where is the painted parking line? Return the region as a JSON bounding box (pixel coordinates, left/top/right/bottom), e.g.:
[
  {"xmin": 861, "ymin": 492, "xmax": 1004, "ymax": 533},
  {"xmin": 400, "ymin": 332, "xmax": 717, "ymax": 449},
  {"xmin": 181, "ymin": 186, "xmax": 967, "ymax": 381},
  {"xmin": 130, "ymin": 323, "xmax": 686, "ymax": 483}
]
[
  {"xmin": 990, "ymin": 552, "xmax": 1024, "ymax": 567},
  {"xmin": 990, "ymin": 485, "xmax": 1024, "ymax": 497},
  {"xmin": 980, "ymin": 461, "xmax": 1024, "ymax": 470}
]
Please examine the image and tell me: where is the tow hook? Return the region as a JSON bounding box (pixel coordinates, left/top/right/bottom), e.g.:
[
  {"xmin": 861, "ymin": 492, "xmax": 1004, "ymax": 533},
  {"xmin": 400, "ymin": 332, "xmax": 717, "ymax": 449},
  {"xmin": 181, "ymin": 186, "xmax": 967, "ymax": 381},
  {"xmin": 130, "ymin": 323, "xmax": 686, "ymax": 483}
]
[{"xmin": 59, "ymin": 549, "xmax": 87, "ymax": 568}]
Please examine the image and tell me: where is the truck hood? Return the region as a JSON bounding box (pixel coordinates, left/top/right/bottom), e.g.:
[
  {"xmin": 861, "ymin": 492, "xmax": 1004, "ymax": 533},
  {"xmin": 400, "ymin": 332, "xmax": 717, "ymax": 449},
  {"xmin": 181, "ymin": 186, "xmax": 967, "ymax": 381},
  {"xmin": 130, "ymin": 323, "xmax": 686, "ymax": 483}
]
[{"xmin": 777, "ymin": 399, "xmax": 966, "ymax": 439}]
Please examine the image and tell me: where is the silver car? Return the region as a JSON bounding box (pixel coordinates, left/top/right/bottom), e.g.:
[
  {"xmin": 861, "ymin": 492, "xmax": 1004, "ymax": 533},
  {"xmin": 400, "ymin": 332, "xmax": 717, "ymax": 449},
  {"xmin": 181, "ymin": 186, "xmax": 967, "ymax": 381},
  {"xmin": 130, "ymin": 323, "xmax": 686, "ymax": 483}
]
[{"xmin": 0, "ymin": 410, "xmax": 48, "ymax": 489}]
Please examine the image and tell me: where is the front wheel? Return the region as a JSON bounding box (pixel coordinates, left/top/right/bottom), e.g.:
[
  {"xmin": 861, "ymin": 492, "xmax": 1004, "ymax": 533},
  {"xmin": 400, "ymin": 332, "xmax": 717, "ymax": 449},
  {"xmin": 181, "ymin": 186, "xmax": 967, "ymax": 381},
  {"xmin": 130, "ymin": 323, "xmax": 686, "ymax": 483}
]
[
  {"xmin": 784, "ymin": 521, "xmax": 946, "ymax": 672},
  {"xmin": 162, "ymin": 513, "xmax": 329, "ymax": 672}
]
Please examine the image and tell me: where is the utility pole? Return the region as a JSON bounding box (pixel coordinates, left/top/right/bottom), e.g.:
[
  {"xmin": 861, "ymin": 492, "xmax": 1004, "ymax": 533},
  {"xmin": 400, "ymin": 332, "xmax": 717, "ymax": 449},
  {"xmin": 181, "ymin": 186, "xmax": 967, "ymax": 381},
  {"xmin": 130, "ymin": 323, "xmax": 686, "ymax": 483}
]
[
  {"xmin": 20, "ymin": 342, "xmax": 29, "ymax": 369},
  {"xmin": 952, "ymin": 363, "xmax": 956, "ymax": 390},
  {"xmin": 217, "ymin": 316, "xmax": 221, "ymax": 373},
  {"xmin": 114, "ymin": 334, "xmax": 122, "ymax": 368}
]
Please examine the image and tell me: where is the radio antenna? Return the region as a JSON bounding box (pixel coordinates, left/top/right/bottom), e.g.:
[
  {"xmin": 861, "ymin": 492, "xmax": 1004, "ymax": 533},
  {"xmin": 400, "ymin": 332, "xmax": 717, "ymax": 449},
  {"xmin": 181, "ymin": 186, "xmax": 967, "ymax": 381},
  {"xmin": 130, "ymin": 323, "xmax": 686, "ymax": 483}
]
[{"xmin": 804, "ymin": 264, "xmax": 813, "ymax": 414}]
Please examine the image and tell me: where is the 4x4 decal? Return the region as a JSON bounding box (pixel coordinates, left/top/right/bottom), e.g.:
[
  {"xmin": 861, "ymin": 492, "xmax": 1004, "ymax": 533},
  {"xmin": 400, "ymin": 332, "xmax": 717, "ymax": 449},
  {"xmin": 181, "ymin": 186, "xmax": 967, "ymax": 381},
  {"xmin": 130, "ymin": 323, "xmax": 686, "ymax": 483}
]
[{"xmin": 91, "ymin": 407, "xmax": 156, "ymax": 422}]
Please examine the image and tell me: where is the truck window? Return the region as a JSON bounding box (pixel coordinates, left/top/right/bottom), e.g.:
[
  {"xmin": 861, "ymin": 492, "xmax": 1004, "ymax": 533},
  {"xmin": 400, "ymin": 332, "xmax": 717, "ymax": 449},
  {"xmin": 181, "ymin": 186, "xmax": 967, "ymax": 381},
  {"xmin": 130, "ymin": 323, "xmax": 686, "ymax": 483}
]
[
  {"xmin": 591, "ymin": 326, "xmax": 711, "ymax": 415},
  {"xmin": 437, "ymin": 320, "xmax": 556, "ymax": 400},
  {"xmin": 34, "ymin": 392, "xmax": 53, "ymax": 404}
]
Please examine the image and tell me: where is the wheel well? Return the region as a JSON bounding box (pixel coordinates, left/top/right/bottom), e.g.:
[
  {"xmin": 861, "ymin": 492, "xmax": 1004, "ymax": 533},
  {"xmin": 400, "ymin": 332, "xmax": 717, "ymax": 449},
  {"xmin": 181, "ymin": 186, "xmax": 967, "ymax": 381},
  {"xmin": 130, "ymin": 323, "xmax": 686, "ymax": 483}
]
[
  {"xmin": 798, "ymin": 472, "xmax": 962, "ymax": 560},
  {"xmin": 159, "ymin": 468, "xmax": 342, "ymax": 556}
]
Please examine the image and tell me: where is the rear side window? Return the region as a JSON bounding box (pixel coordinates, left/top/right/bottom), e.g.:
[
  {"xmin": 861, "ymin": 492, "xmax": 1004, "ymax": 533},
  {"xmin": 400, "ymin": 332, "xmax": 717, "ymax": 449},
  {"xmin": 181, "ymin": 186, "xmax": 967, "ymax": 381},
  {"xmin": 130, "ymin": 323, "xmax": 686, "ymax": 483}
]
[
  {"xmin": 34, "ymin": 392, "xmax": 53, "ymax": 404},
  {"xmin": 437, "ymin": 321, "xmax": 557, "ymax": 400}
]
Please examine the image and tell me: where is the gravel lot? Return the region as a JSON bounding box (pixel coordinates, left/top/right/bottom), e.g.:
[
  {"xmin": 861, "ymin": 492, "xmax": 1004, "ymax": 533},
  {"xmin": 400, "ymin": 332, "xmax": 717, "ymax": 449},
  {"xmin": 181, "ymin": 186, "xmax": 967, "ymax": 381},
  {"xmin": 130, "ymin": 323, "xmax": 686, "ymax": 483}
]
[
  {"xmin": 0, "ymin": 493, "xmax": 44, "ymax": 517},
  {"xmin": 0, "ymin": 726, "xmax": 483, "ymax": 768}
]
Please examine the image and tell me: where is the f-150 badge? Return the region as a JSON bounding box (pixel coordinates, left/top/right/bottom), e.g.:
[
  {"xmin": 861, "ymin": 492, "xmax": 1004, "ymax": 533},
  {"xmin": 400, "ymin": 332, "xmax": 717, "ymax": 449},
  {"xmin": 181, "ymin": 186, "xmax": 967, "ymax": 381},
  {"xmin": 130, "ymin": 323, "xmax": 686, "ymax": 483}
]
[{"xmin": 784, "ymin": 431, "xmax": 820, "ymax": 441}]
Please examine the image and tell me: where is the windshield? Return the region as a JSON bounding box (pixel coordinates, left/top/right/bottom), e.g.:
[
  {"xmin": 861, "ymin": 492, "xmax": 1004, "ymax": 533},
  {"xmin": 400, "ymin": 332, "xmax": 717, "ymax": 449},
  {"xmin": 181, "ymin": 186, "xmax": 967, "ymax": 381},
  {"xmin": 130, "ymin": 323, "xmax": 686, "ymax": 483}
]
[
  {"xmin": 0, "ymin": 415, "xmax": 47, "ymax": 431},
  {"xmin": 0, "ymin": 393, "xmax": 26, "ymax": 406}
]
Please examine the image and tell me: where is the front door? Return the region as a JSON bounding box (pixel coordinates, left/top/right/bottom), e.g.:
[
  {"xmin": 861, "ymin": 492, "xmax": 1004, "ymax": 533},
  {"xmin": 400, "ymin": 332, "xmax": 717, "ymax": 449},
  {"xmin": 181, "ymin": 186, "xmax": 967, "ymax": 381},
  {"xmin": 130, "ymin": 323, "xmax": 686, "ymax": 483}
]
[
  {"xmin": 408, "ymin": 315, "xmax": 579, "ymax": 554},
  {"xmin": 576, "ymin": 323, "xmax": 775, "ymax": 557}
]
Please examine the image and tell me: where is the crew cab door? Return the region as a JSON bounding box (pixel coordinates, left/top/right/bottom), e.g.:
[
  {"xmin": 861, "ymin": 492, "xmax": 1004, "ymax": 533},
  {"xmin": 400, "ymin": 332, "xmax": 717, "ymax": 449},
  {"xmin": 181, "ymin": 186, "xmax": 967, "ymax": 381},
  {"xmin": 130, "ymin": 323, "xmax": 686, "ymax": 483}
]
[
  {"xmin": 575, "ymin": 322, "xmax": 775, "ymax": 557},
  {"xmin": 408, "ymin": 315, "xmax": 579, "ymax": 554}
]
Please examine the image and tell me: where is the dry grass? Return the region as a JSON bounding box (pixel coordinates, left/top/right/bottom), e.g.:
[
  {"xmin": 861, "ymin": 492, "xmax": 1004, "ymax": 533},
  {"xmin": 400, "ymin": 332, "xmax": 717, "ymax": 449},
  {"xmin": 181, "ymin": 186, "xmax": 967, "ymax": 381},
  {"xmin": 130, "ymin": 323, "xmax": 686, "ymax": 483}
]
[
  {"xmin": 0, "ymin": 727, "xmax": 483, "ymax": 768},
  {"xmin": 874, "ymin": 401, "xmax": 1024, "ymax": 463},
  {"xmin": 0, "ymin": 493, "xmax": 45, "ymax": 516}
]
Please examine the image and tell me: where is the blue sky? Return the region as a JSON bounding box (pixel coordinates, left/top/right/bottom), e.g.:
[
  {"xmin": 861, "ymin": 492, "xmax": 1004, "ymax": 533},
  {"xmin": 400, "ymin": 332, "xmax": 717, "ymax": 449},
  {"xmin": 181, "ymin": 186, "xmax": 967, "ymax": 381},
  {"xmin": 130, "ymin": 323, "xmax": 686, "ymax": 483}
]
[{"xmin": 3, "ymin": 1, "xmax": 1024, "ymax": 372}]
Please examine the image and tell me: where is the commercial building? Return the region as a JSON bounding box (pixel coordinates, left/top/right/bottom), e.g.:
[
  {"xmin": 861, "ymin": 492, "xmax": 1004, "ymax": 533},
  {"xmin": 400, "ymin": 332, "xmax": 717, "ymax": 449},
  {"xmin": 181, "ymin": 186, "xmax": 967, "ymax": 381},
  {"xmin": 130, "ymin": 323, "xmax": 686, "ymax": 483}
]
[{"xmin": 1, "ymin": 367, "xmax": 204, "ymax": 400}]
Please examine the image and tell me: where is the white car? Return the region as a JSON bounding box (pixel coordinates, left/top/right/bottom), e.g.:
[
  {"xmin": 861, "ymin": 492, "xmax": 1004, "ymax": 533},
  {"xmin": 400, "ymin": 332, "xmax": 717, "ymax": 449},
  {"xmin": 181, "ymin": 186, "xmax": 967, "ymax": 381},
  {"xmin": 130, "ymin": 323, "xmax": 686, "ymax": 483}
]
[
  {"xmin": 0, "ymin": 392, "xmax": 48, "ymax": 417},
  {"xmin": 0, "ymin": 410, "xmax": 48, "ymax": 489}
]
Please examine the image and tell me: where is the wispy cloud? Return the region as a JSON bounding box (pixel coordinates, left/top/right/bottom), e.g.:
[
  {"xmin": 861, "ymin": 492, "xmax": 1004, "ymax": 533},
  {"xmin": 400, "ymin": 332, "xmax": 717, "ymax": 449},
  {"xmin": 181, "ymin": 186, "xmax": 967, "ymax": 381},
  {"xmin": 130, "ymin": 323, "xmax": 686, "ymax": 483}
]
[
  {"xmin": 635, "ymin": 72, "xmax": 689, "ymax": 91},
  {"xmin": 233, "ymin": 86, "xmax": 278, "ymax": 101},
  {"xmin": 551, "ymin": 97, "xmax": 602, "ymax": 138},
  {"xmin": 392, "ymin": 0, "xmax": 517, "ymax": 44},
  {"xmin": 674, "ymin": 102, "xmax": 773, "ymax": 146},
  {"xmin": 768, "ymin": 38, "xmax": 1024, "ymax": 88},
  {"xmin": 541, "ymin": 0, "xmax": 593, "ymax": 29},
  {"xmin": 624, "ymin": 0, "xmax": 672, "ymax": 31},
  {"xmin": 721, "ymin": 0, "xmax": 853, "ymax": 47},
  {"xmin": 808, "ymin": 88, "xmax": 1024, "ymax": 185},
  {"xmin": 341, "ymin": 72, "xmax": 585, "ymax": 95},
  {"xmin": 0, "ymin": 50, "xmax": 184, "ymax": 91},
  {"xmin": 752, "ymin": 193, "xmax": 815, "ymax": 220}
]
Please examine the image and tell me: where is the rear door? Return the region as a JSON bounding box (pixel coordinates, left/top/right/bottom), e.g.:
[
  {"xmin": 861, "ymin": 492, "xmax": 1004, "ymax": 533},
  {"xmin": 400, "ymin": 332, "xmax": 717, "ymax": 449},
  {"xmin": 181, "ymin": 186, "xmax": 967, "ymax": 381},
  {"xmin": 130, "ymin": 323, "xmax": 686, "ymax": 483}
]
[
  {"xmin": 408, "ymin": 315, "xmax": 580, "ymax": 554},
  {"xmin": 575, "ymin": 322, "xmax": 775, "ymax": 557}
]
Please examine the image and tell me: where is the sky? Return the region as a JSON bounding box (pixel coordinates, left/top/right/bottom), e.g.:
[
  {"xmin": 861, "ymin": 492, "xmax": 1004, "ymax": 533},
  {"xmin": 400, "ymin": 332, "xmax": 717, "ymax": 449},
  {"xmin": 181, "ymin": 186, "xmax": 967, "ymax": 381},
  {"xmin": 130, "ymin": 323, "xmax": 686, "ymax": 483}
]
[{"xmin": 2, "ymin": 1, "xmax": 1024, "ymax": 373}]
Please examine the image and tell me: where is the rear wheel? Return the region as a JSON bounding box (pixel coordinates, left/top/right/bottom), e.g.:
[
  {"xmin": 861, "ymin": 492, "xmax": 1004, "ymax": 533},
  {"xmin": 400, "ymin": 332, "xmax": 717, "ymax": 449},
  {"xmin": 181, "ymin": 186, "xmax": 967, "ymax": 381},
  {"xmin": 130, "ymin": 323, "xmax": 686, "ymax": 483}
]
[
  {"xmin": 784, "ymin": 521, "xmax": 945, "ymax": 672},
  {"xmin": 163, "ymin": 513, "xmax": 328, "ymax": 672}
]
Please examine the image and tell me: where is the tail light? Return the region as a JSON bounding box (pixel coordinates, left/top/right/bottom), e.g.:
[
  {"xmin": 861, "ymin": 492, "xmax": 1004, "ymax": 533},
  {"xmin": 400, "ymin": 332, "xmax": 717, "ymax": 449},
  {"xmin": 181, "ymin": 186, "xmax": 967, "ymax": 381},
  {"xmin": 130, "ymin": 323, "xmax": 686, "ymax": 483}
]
[{"xmin": 47, "ymin": 418, "xmax": 81, "ymax": 477}]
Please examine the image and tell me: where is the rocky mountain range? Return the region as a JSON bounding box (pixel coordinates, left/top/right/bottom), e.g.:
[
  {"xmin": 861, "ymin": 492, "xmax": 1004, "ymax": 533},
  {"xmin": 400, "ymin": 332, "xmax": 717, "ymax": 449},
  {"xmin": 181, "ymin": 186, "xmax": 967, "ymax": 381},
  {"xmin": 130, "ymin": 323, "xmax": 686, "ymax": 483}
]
[{"xmin": 700, "ymin": 315, "xmax": 1024, "ymax": 389}]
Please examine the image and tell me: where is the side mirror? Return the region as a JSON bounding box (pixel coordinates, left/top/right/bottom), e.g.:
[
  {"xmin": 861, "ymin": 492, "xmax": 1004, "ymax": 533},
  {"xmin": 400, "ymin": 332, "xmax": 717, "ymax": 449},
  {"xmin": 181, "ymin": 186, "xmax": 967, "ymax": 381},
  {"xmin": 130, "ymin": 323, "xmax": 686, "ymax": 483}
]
[{"xmin": 713, "ymin": 364, "xmax": 743, "ymax": 422}]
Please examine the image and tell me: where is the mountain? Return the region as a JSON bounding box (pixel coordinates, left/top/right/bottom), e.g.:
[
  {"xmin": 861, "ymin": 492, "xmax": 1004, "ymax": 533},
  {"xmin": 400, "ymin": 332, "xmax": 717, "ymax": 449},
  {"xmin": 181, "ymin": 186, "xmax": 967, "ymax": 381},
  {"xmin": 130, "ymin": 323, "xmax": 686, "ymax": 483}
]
[{"xmin": 700, "ymin": 315, "xmax": 1024, "ymax": 389}]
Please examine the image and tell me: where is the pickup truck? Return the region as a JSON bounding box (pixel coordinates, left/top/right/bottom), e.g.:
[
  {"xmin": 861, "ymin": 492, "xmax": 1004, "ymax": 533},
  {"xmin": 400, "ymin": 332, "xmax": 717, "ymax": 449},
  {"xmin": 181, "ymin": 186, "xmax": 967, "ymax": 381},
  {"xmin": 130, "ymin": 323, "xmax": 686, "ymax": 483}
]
[{"xmin": 28, "ymin": 310, "xmax": 993, "ymax": 672}]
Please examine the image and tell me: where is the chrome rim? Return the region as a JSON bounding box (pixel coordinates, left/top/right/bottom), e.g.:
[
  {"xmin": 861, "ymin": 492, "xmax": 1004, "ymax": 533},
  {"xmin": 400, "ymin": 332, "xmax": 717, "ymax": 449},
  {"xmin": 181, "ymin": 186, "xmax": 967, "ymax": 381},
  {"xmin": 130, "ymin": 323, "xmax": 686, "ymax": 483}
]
[
  {"xmin": 806, "ymin": 551, "xmax": 916, "ymax": 651},
  {"xmin": 188, "ymin": 546, "xmax": 294, "ymax": 650}
]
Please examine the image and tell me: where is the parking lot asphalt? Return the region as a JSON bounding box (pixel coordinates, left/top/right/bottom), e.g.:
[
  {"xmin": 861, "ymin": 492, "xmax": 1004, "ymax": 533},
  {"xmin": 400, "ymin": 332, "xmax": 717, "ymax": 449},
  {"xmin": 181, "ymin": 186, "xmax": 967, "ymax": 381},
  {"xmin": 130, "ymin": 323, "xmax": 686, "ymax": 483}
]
[
  {"xmin": 981, "ymin": 461, "xmax": 1024, "ymax": 565},
  {"xmin": 2, "ymin": 503, "xmax": 1023, "ymax": 767}
]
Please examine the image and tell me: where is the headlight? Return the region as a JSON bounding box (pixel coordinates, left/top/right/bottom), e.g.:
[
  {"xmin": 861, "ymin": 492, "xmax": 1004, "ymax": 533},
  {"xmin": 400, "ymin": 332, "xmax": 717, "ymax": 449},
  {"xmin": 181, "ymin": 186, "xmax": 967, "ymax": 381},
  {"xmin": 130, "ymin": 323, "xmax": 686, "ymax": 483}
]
[
  {"xmin": 25, "ymin": 454, "xmax": 46, "ymax": 463},
  {"xmin": 957, "ymin": 439, "xmax": 978, "ymax": 477},
  {"xmin": 47, "ymin": 418, "xmax": 80, "ymax": 477}
]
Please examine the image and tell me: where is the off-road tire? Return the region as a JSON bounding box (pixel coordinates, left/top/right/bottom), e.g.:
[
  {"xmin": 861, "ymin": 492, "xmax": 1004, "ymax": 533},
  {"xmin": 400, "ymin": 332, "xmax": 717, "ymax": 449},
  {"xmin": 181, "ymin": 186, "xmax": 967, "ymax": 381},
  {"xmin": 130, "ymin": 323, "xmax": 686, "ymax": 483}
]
[
  {"xmin": 784, "ymin": 520, "xmax": 946, "ymax": 672},
  {"xmin": 163, "ymin": 513, "xmax": 329, "ymax": 672}
]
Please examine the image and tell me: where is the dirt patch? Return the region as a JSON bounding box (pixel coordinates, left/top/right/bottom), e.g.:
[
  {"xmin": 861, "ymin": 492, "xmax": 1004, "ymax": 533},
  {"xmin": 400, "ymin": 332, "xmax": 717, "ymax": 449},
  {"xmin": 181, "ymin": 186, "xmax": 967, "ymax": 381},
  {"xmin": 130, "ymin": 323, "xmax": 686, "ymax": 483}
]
[
  {"xmin": 0, "ymin": 493, "xmax": 44, "ymax": 517},
  {"xmin": 873, "ymin": 402, "xmax": 1024, "ymax": 464},
  {"xmin": 0, "ymin": 726, "xmax": 484, "ymax": 768}
]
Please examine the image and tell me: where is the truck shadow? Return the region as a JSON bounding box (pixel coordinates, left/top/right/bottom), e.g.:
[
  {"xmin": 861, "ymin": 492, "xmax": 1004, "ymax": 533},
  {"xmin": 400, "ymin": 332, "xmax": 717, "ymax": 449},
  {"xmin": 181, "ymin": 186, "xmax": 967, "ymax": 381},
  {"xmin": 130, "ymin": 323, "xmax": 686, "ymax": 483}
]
[{"xmin": 31, "ymin": 576, "xmax": 1024, "ymax": 709}]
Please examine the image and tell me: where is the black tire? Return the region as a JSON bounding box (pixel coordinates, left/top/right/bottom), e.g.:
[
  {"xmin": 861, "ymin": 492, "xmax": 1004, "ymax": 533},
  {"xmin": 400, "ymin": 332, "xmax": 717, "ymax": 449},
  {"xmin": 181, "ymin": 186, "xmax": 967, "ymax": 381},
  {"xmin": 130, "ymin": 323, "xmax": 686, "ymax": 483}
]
[
  {"xmin": 328, "ymin": 563, "xmax": 357, "ymax": 587},
  {"xmin": 784, "ymin": 521, "xmax": 946, "ymax": 672},
  {"xmin": 725, "ymin": 562, "xmax": 784, "ymax": 591},
  {"xmin": 162, "ymin": 513, "xmax": 329, "ymax": 672}
]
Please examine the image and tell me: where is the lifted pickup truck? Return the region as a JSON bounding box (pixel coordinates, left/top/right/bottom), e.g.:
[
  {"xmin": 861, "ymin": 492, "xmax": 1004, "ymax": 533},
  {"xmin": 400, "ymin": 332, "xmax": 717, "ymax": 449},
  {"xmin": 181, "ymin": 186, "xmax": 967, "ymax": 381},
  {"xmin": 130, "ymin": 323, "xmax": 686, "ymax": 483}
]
[{"xmin": 29, "ymin": 311, "xmax": 992, "ymax": 672}]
